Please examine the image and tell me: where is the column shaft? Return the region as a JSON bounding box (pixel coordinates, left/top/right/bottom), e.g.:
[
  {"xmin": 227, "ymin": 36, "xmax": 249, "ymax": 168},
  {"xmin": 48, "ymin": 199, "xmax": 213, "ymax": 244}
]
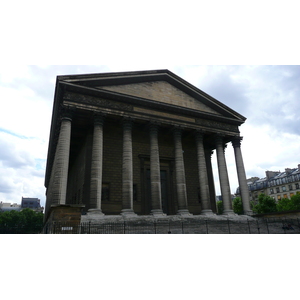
[
  {"xmin": 215, "ymin": 136, "xmax": 233, "ymax": 214},
  {"xmin": 173, "ymin": 128, "xmax": 189, "ymax": 214},
  {"xmin": 195, "ymin": 132, "xmax": 213, "ymax": 214},
  {"xmin": 53, "ymin": 116, "xmax": 72, "ymax": 205},
  {"xmin": 89, "ymin": 116, "xmax": 104, "ymax": 213},
  {"xmin": 149, "ymin": 124, "xmax": 163, "ymax": 215},
  {"xmin": 121, "ymin": 119, "xmax": 136, "ymax": 216},
  {"xmin": 232, "ymin": 137, "xmax": 252, "ymax": 214}
]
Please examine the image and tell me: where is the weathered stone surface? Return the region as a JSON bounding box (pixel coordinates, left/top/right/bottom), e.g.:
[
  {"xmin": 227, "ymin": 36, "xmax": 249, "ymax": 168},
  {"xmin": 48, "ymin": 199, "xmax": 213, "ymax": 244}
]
[{"xmin": 100, "ymin": 81, "xmax": 222, "ymax": 115}]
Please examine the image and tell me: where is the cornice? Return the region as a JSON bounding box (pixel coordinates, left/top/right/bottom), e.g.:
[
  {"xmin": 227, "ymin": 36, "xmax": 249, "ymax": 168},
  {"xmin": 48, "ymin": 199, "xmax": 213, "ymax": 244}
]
[
  {"xmin": 60, "ymin": 82, "xmax": 244, "ymax": 126},
  {"xmin": 57, "ymin": 69, "xmax": 246, "ymax": 122}
]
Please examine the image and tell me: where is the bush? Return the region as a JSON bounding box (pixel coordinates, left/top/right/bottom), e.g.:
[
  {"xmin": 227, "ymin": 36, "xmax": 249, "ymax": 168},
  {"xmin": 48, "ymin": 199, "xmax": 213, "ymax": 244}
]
[
  {"xmin": 277, "ymin": 192, "xmax": 300, "ymax": 212},
  {"xmin": 252, "ymin": 194, "xmax": 277, "ymax": 214},
  {"xmin": 217, "ymin": 200, "xmax": 223, "ymax": 215},
  {"xmin": 290, "ymin": 192, "xmax": 300, "ymax": 210},
  {"xmin": 233, "ymin": 197, "xmax": 243, "ymax": 214},
  {"xmin": 277, "ymin": 197, "xmax": 294, "ymax": 212}
]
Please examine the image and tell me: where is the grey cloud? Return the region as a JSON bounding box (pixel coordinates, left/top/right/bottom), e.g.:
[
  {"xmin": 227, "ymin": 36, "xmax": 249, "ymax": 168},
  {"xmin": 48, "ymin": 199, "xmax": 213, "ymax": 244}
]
[
  {"xmin": 249, "ymin": 65, "xmax": 300, "ymax": 135},
  {"xmin": 190, "ymin": 65, "xmax": 300, "ymax": 136},
  {"xmin": 196, "ymin": 66, "xmax": 251, "ymax": 117}
]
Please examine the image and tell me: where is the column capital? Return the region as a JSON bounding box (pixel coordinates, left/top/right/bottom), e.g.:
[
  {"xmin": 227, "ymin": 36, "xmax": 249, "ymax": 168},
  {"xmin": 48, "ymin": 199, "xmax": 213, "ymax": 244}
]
[
  {"xmin": 231, "ymin": 136, "xmax": 243, "ymax": 148},
  {"xmin": 148, "ymin": 121, "xmax": 160, "ymax": 133},
  {"xmin": 172, "ymin": 126, "xmax": 183, "ymax": 138},
  {"xmin": 121, "ymin": 117, "xmax": 133, "ymax": 129},
  {"xmin": 60, "ymin": 105, "xmax": 75, "ymax": 121},
  {"xmin": 93, "ymin": 113, "xmax": 105, "ymax": 126},
  {"xmin": 195, "ymin": 130, "xmax": 207, "ymax": 142},
  {"xmin": 214, "ymin": 134, "xmax": 226, "ymax": 144}
]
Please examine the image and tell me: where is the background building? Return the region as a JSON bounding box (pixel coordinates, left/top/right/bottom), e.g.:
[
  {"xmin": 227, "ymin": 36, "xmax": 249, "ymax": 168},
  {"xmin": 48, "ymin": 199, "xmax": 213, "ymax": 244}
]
[
  {"xmin": 236, "ymin": 165, "xmax": 300, "ymax": 203},
  {"xmin": 0, "ymin": 198, "xmax": 43, "ymax": 213},
  {"xmin": 0, "ymin": 202, "xmax": 21, "ymax": 212},
  {"xmin": 21, "ymin": 197, "xmax": 43, "ymax": 212}
]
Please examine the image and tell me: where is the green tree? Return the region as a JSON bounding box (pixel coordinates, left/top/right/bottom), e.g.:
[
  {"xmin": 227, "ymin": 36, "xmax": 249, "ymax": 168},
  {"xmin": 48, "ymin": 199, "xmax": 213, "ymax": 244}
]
[
  {"xmin": 277, "ymin": 192, "xmax": 300, "ymax": 212},
  {"xmin": 250, "ymin": 200, "xmax": 256, "ymax": 210},
  {"xmin": 217, "ymin": 200, "xmax": 223, "ymax": 215},
  {"xmin": 252, "ymin": 193, "xmax": 277, "ymax": 214},
  {"xmin": 0, "ymin": 209, "xmax": 43, "ymax": 233},
  {"xmin": 277, "ymin": 197, "xmax": 294, "ymax": 212},
  {"xmin": 290, "ymin": 192, "xmax": 300, "ymax": 210},
  {"xmin": 233, "ymin": 197, "xmax": 243, "ymax": 214}
]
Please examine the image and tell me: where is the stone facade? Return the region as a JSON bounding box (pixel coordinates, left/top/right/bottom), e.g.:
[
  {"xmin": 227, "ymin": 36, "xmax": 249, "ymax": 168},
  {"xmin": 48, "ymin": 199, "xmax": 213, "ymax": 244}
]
[{"xmin": 44, "ymin": 69, "xmax": 251, "ymax": 221}]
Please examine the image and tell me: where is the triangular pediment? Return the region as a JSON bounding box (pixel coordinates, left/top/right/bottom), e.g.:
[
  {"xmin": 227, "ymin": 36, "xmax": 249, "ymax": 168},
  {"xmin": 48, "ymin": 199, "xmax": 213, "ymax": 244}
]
[
  {"xmin": 58, "ymin": 69, "xmax": 246, "ymax": 122},
  {"xmin": 97, "ymin": 81, "xmax": 222, "ymax": 115}
]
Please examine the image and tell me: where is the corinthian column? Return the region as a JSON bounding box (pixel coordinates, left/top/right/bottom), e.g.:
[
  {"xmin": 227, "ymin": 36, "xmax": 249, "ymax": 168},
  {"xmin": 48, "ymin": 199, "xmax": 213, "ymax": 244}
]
[
  {"xmin": 215, "ymin": 135, "xmax": 234, "ymax": 215},
  {"xmin": 149, "ymin": 123, "xmax": 164, "ymax": 216},
  {"xmin": 231, "ymin": 137, "xmax": 252, "ymax": 215},
  {"xmin": 195, "ymin": 131, "xmax": 213, "ymax": 215},
  {"xmin": 173, "ymin": 128, "xmax": 190, "ymax": 216},
  {"xmin": 89, "ymin": 115, "xmax": 104, "ymax": 215},
  {"xmin": 121, "ymin": 118, "xmax": 136, "ymax": 217},
  {"xmin": 52, "ymin": 113, "xmax": 72, "ymax": 205}
]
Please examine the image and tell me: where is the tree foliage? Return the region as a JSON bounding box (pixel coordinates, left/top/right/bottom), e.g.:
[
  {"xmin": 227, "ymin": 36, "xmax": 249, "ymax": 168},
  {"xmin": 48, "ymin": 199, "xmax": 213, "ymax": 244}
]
[
  {"xmin": 233, "ymin": 197, "xmax": 243, "ymax": 214},
  {"xmin": 277, "ymin": 197, "xmax": 294, "ymax": 212},
  {"xmin": 0, "ymin": 209, "xmax": 43, "ymax": 233},
  {"xmin": 277, "ymin": 192, "xmax": 300, "ymax": 211},
  {"xmin": 252, "ymin": 194, "xmax": 277, "ymax": 214},
  {"xmin": 216, "ymin": 200, "xmax": 223, "ymax": 215}
]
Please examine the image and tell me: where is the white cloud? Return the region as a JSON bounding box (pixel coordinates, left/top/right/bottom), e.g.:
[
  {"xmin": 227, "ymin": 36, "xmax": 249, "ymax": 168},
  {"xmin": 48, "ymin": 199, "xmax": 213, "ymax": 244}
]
[{"xmin": 0, "ymin": 85, "xmax": 52, "ymax": 139}]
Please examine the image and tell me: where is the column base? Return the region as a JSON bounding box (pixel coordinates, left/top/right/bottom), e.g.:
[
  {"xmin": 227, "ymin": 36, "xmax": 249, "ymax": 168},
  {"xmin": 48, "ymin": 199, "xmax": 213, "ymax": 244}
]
[
  {"xmin": 243, "ymin": 210, "xmax": 254, "ymax": 216},
  {"xmin": 222, "ymin": 210, "xmax": 236, "ymax": 216},
  {"xmin": 177, "ymin": 209, "xmax": 192, "ymax": 216},
  {"xmin": 150, "ymin": 209, "xmax": 166, "ymax": 218},
  {"xmin": 87, "ymin": 209, "xmax": 105, "ymax": 216},
  {"xmin": 200, "ymin": 209, "xmax": 215, "ymax": 216},
  {"xmin": 121, "ymin": 209, "xmax": 138, "ymax": 218}
]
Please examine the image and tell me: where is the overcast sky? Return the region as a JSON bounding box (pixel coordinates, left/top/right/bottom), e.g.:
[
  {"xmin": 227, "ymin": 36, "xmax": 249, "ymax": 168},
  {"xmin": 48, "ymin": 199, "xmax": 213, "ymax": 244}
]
[{"xmin": 0, "ymin": 64, "xmax": 299, "ymax": 207}]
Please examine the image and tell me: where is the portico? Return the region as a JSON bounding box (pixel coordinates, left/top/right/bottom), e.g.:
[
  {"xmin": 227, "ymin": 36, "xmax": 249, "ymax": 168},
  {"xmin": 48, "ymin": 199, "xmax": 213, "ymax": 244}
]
[{"xmin": 44, "ymin": 69, "xmax": 251, "ymax": 221}]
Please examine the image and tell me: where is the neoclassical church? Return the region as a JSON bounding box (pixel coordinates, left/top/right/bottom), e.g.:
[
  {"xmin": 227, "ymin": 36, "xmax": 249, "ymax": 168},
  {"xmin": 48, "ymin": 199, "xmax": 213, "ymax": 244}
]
[{"xmin": 44, "ymin": 69, "xmax": 251, "ymax": 221}]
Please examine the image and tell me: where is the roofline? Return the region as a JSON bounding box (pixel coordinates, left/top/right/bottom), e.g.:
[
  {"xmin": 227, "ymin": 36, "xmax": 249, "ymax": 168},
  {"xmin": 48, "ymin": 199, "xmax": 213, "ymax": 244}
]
[{"xmin": 57, "ymin": 69, "xmax": 246, "ymax": 121}]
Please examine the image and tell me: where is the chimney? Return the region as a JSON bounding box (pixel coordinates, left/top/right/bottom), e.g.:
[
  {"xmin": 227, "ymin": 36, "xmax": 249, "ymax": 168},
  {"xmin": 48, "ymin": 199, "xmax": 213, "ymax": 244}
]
[
  {"xmin": 285, "ymin": 168, "xmax": 292, "ymax": 174},
  {"xmin": 266, "ymin": 170, "xmax": 280, "ymax": 180}
]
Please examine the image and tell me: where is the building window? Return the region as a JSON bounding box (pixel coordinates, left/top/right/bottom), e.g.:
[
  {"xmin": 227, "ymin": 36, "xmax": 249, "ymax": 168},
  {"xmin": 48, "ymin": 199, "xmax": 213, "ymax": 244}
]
[
  {"xmin": 282, "ymin": 186, "xmax": 286, "ymax": 192},
  {"xmin": 277, "ymin": 195, "xmax": 281, "ymax": 201},
  {"xmin": 270, "ymin": 188, "xmax": 274, "ymax": 194},
  {"xmin": 276, "ymin": 187, "xmax": 280, "ymax": 193},
  {"xmin": 290, "ymin": 193, "xmax": 294, "ymax": 197},
  {"xmin": 283, "ymin": 194, "xmax": 288, "ymax": 198},
  {"xmin": 296, "ymin": 183, "xmax": 299, "ymax": 189},
  {"xmin": 289, "ymin": 184, "xmax": 293, "ymax": 191}
]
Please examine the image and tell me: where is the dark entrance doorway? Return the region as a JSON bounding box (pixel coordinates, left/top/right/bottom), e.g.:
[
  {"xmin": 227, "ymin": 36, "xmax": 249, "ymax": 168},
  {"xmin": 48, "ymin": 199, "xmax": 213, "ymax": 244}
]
[
  {"xmin": 140, "ymin": 156, "xmax": 175, "ymax": 215},
  {"xmin": 146, "ymin": 169, "xmax": 169, "ymax": 214}
]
